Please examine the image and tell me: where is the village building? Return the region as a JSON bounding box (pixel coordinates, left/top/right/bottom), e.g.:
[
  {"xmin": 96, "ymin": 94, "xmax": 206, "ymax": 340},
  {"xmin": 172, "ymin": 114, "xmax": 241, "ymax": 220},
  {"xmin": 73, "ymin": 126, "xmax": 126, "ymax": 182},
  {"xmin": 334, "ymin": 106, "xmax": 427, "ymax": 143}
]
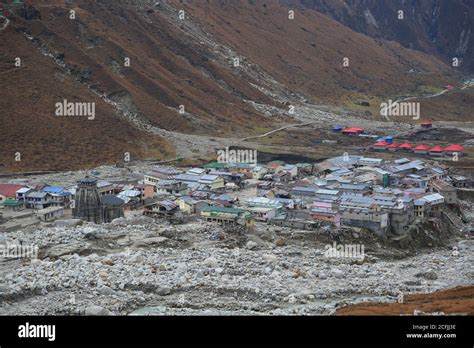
[
  {"xmin": 371, "ymin": 141, "xmax": 387, "ymax": 151},
  {"xmin": 153, "ymin": 180, "xmax": 188, "ymax": 197},
  {"xmin": 414, "ymin": 193, "xmax": 444, "ymax": 218},
  {"xmin": 431, "ymin": 179, "xmax": 457, "ymax": 204},
  {"xmin": 246, "ymin": 206, "xmax": 278, "ymax": 222},
  {"xmin": 186, "ymin": 167, "xmax": 207, "ymax": 176},
  {"xmin": 451, "ymin": 175, "xmax": 470, "ymax": 188},
  {"xmin": 443, "ymin": 144, "xmax": 464, "ymax": 156},
  {"xmin": 36, "ymin": 206, "xmax": 64, "ymax": 222},
  {"xmin": 413, "ymin": 144, "xmax": 430, "ymax": 155},
  {"xmin": 198, "ymin": 175, "xmax": 225, "ymax": 191},
  {"xmin": 429, "ymin": 167, "xmax": 447, "ymax": 180},
  {"xmin": 403, "ymin": 187, "xmax": 427, "ymax": 199},
  {"xmin": 342, "ymin": 127, "xmax": 365, "ymax": 135},
  {"xmin": 398, "ymin": 143, "xmax": 413, "ymax": 152},
  {"xmin": 340, "ymin": 205, "xmax": 389, "ymax": 235},
  {"xmin": 117, "ymin": 189, "xmax": 143, "ymax": 209},
  {"xmin": 387, "ymin": 143, "xmax": 400, "ymax": 152},
  {"xmin": 296, "ymin": 163, "xmax": 314, "ymax": 176},
  {"xmin": 245, "ymin": 197, "xmax": 283, "ymax": 214},
  {"xmin": 332, "ymin": 183, "xmax": 370, "ymax": 196},
  {"xmin": 414, "ymin": 199, "xmax": 428, "ymax": 218},
  {"xmin": 310, "ymin": 200, "xmax": 341, "ymax": 226},
  {"xmin": 373, "ymin": 187, "xmax": 403, "ymax": 197},
  {"xmin": 230, "ymin": 163, "xmax": 255, "ymax": 178},
  {"xmin": 97, "ymin": 181, "xmax": 115, "ymax": 196},
  {"xmin": 200, "ymin": 206, "xmax": 254, "ymax": 226},
  {"xmin": 144, "ymin": 167, "xmax": 182, "ymax": 196},
  {"xmin": 176, "ymin": 196, "xmax": 208, "ymax": 214},
  {"xmin": 290, "ymin": 186, "xmax": 320, "ymax": 202},
  {"xmin": 42, "ymin": 186, "xmax": 72, "ymax": 207},
  {"xmin": 274, "ymin": 171, "xmax": 291, "ymax": 183},
  {"xmin": 357, "ymin": 157, "xmax": 384, "ymax": 167},
  {"xmin": 266, "ymin": 161, "xmax": 285, "ymax": 174},
  {"xmin": 144, "ymin": 200, "xmax": 179, "ymax": 218},
  {"xmin": 16, "ymin": 187, "xmax": 33, "ymax": 203},
  {"xmin": 25, "ymin": 191, "xmax": 53, "ymax": 209},
  {"xmin": 391, "ymin": 160, "xmax": 425, "ymax": 175},
  {"xmin": 374, "ymin": 196, "xmax": 414, "ymax": 234},
  {"xmin": 2, "ymin": 198, "xmax": 24, "ymax": 211},
  {"xmin": 429, "ymin": 146, "xmax": 444, "ymax": 157},
  {"xmin": 282, "ymin": 164, "xmax": 298, "ymax": 179},
  {"xmin": 208, "ymin": 170, "xmax": 244, "ymax": 186},
  {"xmin": 0, "ymin": 184, "xmax": 25, "ymax": 204}
]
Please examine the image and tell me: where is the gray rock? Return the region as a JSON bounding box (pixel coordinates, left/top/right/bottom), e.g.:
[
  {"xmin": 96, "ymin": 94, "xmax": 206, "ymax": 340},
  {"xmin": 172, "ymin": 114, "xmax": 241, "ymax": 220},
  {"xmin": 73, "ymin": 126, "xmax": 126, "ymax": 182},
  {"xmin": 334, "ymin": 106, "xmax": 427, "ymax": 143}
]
[
  {"xmin": 318, "ymin": 272, "xmax": 327, "ymax": 280},
  {"xmin": 262, "ymin": 254, "xmax": 277, "ymax": 262},
  {"xmin": 331, "ymin": 268, "xmax": 344, "ymax": 278},
  {"xmin": 203, "ymin": 257, "xmax": 218, "ymax": 268},
  {"xmin": 85, "ymin": 305, "xmax": 109, "ymax": 316},
  {"xmin": 245, "ymin": 241, "xmax": 258, "ymax": 250},
  {"xmin": 415, "ymin": 271, "xmax": 438, "ymax": 280},
  {"xmin": 156, "ymin": 287, "xmax": 171, "ymax": 296},
  {"xmin": 55, "ymin": 219, "xmax": 83, "ymax": 228}
]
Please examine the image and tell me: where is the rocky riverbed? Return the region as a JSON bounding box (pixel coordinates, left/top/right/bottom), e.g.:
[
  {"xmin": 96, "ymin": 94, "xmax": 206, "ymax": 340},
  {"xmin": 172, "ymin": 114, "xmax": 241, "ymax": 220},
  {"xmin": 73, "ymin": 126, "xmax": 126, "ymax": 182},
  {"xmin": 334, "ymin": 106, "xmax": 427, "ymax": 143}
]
[{"xmin": 0, "ymin": 214, "xmax": 472, "ymax": 315}]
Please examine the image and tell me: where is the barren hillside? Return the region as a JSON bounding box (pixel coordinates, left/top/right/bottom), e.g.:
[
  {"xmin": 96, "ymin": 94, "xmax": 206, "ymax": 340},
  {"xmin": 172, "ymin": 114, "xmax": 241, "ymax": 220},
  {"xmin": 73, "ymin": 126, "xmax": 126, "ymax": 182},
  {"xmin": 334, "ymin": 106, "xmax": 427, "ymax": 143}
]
[{"xmin": 0, "ymin": 0, "xmax": 471, "ymax": 171}]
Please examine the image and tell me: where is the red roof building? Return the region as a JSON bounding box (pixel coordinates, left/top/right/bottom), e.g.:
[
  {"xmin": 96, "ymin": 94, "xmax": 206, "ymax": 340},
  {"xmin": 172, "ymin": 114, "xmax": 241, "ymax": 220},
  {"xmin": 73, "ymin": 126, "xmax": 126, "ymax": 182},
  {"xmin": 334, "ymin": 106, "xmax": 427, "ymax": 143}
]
[
  {"xmin": 371, "ymin": 141, "xmax": 387, "ymax": 151},
  {"xmin": 429, "ymin": 146, "xmax": 444, "ymax": 156},
  {"xmin": 342, "ymin": 127, "xmax": 365, "ymax": 134},
  {"xmin": 373, "ymin": 141, "xmax": 387, "ymax": 146},
  {"xmin": 420, "ymin": 122, "xmax": 433, "ymax": 128},
  {"xmin": 444, "ymin": 144, "xmax": 464, "ymax": 152},
  {"xmin": 429, "ymin": 146, "xmax": 444, "ymax": 152},
  {"xmin": 0, "ymin": 184, "xmax": 24, "ymax": 199},
  {"xmin": 387, "ymin": 143, "xmax": 400, "ymax": 151},
  {"xmin": 413, "ymin": 144, "xmax": 430, "ymax": 153},
  {"xmin": 398, "ymin": 143, "xmax": 413, "ymax": 150},
  {"xmin": 414, "ymin": 144, "xmax": 430, "ymax": 150}
]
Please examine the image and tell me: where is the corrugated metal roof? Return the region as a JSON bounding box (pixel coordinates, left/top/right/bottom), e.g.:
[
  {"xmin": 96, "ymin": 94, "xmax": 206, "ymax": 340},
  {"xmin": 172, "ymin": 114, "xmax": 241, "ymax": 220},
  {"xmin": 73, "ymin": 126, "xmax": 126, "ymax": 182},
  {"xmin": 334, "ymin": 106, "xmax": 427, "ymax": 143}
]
[
  {"xmin": 0, "ymin": 184, "xmax": 25, "ymax": 197},
  {"xmin": 175, "ymin": 174, "xmax": 200, "ymax": 182},
  {"xmin": 26, "ymin": 191, "xmax": 49, "ymax": 198},
  {"xmin": 117, "ymin": 190, "xmax": 141, "ymax": 197},
  {"xmin": 43, "ymin": 186, "xmax": 65, "ymax": 193}
]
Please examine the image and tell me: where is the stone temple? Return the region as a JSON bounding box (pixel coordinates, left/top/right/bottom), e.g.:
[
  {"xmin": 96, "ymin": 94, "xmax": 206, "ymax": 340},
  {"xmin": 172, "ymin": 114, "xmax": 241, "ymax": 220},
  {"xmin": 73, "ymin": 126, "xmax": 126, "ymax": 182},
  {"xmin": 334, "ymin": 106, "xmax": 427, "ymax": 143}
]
[{"xmin": 73, "ymin": 177, "xmax": 102, "ymax": 223}]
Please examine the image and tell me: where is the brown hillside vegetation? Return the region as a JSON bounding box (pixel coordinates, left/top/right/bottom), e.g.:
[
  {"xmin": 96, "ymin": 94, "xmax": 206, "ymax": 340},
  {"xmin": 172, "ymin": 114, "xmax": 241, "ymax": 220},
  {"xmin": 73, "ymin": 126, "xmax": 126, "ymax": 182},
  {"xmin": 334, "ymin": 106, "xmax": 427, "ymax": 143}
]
[
  {"xmin": 0, "ymin": 0, "xmax": 471, "ymax": 171},
  {"xmin": 179, "ymin": 0, "xmax": 458, "ymax": 102},
  {"xmin": 285, "ymin": 0, "xmax": 474, "ymax": 74},
  {"xmin": 0, "ymin": 19, "xmax": 174, "ymax": 172},
  {"xmin": 336, "ymin": 285, "xmax": 474, "ymax": 315}
]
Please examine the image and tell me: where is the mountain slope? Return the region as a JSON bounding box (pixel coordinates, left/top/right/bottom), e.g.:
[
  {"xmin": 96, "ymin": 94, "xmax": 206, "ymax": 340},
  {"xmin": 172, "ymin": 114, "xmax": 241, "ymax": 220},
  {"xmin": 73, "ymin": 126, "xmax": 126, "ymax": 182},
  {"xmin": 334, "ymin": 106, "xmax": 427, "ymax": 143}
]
[
  {"xmin": 284, "ymin": 0, "xmax": 474, "ymax": 73},
  {"xmin": 178, "ymin": 0, "xmax": 458, "ymax": 104},
  {"xmin": 0, "ymin": 0, "xmax": 471, "ymax": 172}
]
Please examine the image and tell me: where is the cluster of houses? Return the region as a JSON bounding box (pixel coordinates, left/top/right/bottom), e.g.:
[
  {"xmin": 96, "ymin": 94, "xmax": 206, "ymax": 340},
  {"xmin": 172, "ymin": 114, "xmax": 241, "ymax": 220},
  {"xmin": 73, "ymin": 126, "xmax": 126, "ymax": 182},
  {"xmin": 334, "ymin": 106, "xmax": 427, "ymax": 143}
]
[
  {"xmin": 0, "ymin": 179, "xmax": 146, "ymax": 223},
  {"xmin": 1, "ymin": 154, "xmax": 471, "ymax": 235},
  {"xmin": 139, "ymin": 156, "xmax": 470, "ymax": 235},
  {"xmin": 332, "ymin": 123, "xmax": 466, "ymax": 159},
  {"xmin": 369, "ymin": 142, "xmax": 465, "ymax": 157}
]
